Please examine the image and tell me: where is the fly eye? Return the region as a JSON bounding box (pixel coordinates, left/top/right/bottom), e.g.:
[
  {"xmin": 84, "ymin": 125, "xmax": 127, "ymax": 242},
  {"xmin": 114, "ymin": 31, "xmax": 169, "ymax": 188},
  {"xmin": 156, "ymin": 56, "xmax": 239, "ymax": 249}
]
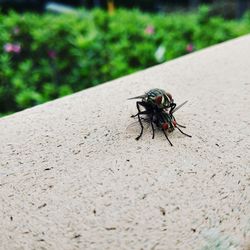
[
  {"xmin": 155, "ymin": 95, "xmax": 162, "ymax": 105},
  {"xmin": 166, "ymin": 93, "xmax": 173, "ymax": 102},
  {"xmin": 162, "ymin": 123, "xmax": 168, "ymax": 130}
]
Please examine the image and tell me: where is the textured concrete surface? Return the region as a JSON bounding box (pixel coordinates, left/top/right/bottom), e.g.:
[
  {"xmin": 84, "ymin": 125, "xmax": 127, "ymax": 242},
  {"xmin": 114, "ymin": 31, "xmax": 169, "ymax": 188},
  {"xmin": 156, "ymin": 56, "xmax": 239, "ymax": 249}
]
[{"xmin": 0, "ymin": 35, "xmax": 250, "ymax": 250}]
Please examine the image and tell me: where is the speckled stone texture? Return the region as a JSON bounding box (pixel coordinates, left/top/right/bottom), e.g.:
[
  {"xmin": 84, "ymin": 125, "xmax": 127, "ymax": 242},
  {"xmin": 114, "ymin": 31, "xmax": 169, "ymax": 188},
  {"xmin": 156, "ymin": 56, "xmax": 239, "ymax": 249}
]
[{"xmin": 0, "ymin": 35, "xmax": 250, "ymax": 250}]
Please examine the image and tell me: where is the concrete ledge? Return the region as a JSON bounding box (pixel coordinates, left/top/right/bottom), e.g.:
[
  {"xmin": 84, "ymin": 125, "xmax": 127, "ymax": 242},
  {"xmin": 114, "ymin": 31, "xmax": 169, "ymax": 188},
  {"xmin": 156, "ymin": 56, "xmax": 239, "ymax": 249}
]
[{"xmin": 0, "ymin": 35, "xmax": 250, "ymax": 250}]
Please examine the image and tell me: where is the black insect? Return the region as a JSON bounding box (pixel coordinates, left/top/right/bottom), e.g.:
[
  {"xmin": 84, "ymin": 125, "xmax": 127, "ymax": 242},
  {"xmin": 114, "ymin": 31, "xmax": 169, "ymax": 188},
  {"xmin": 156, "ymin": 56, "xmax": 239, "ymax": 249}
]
[{"xmin": 129, "ymin": 88, "xmax": 191, "ymax": 146}]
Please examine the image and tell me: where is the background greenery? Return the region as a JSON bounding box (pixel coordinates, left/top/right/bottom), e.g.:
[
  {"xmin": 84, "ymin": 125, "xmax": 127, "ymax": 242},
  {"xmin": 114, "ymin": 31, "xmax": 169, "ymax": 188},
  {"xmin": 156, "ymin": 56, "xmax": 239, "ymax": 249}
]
[{"xmin": 0, "ymin": 6, "xmax": 250, "ymax": 116}]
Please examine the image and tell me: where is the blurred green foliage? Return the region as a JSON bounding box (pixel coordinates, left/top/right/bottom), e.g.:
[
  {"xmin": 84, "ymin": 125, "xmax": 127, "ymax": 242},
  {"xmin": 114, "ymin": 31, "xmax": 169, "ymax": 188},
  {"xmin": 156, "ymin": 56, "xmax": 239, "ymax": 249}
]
[{"xmin": 0, "ymin": 6, "xmax": 250, "ymax": 116}]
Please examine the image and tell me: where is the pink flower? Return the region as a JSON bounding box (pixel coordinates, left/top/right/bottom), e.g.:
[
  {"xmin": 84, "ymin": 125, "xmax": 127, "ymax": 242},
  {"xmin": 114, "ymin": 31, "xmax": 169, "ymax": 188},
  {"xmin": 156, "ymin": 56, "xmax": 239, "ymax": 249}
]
[
  {"xmin": 48, "ymin": 50, "xmax": 57, "ymax": 59},
  {"xmin": 4, "ymin": 43, "xmax": 21, "ymax": 53},
  {"xmin": 144, "ymin": 25, "xmax": 155, "ymax": 35},
  {"xmin": 186, "ymin": 43, "xmax": 194, "ymax": 53}
]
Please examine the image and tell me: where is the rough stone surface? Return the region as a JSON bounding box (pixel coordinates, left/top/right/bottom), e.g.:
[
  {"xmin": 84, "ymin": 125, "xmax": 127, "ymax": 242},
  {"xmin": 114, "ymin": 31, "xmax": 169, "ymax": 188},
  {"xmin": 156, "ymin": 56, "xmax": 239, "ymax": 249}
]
[{"xmin": 0, "ymin": 35, "xmax": 250, "ymax": 250}]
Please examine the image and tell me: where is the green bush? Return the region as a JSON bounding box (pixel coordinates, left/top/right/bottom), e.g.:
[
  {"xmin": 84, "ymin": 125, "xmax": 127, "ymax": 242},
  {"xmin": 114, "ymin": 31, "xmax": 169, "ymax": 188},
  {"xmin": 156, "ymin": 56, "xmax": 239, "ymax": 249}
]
[{"xmin": 0, "ymin": 7, "xmax": 250, "ymax": 115}]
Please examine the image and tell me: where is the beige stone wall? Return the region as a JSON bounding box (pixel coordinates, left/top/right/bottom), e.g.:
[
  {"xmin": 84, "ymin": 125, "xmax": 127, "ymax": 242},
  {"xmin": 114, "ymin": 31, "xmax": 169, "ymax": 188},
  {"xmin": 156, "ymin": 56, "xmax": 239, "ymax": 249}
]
[{"xmin": 0, "ymin": 35, "xmax": 250, "ymax": 250}]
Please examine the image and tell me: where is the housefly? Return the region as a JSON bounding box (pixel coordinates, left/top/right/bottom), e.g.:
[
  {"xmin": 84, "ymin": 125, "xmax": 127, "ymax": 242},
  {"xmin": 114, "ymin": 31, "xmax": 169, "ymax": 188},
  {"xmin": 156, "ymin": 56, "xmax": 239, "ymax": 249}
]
[{"xmin": 128, "ymin": 88, "xmax": 191, "ymax": 146}]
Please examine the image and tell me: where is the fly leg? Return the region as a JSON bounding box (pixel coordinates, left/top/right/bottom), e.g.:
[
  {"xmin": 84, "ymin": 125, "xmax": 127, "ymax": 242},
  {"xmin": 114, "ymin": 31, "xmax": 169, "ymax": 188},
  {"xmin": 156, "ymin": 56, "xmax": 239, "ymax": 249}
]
[
  {"xmin": 162, "ymin": 129, "xmax": 173, "ymax": 146},
  {"xmin": 169, "ymin": 103, "xmax": 176, "ymax": 114},
  {"xmin": 158, "ymin": 112, "xmax": 173, "ymax": 146},
  {"xmin": 176, "ymin": 126, "xmax": 192, "ymax": 137},
  {"xmin": 135, "ymin": 101, "xmax": 146, "ymax": 140},
  {"xmin": 176, "ymin": 122, "xmax": 186, "ymax": 128},
  {"xmin": 172, "ymin": 114, "xmax": 187, "ymax": 129},
  {"xmin": 132, "ymin": 110, "xmax": 155, "ymax": 139},
  {"xmin": 131, "ymin": 110, "xmax": 150, "ymax": 118},
  {"xmin": 150, "ymin": 115, "xmax": 155, "ymax": 139}
]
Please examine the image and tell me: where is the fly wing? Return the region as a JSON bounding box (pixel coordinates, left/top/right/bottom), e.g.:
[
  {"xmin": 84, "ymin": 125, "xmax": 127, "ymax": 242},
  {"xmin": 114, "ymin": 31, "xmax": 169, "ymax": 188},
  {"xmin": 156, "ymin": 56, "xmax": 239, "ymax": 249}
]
[
  {"xmin": 126, "ymin": 117, "xmax": 151, "ymax": 137},
  {"xmin": 172, "ymin": 100, "xmax": 188, "ymax": 113},
  {"xmin": 127, "ymin": 94, "xmax": 146, "ymax": 100}
]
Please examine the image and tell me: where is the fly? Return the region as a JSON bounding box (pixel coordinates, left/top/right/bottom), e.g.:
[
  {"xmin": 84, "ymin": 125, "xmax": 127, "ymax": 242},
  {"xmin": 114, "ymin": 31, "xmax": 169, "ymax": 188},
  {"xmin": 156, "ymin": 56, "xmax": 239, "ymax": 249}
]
[{"xmin": 128, "ymin": 88, "xmax": 191, "ymax": 146}]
